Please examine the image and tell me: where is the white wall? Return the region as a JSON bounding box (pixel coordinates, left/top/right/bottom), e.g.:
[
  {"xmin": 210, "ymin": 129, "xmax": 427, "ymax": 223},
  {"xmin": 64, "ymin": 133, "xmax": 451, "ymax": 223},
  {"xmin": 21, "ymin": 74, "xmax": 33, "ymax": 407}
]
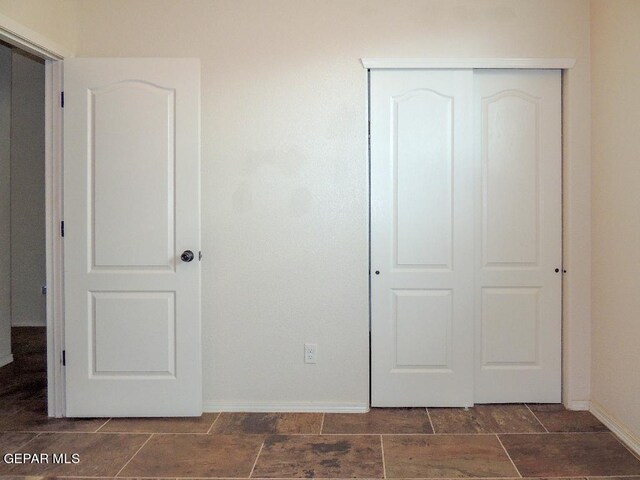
[
  {"xmin": 68, "ymin": 0, "xmax": 592, "ymax": 410},
  {"xmin": 9, "ymin": 49, "xmax": 45, "ymax": 327},
  {"xmin": 0, "ymin": 42, "xmax": 12, "ymax": 366},
  {"xmin": 591, "ymin": 0, "xmax": 640, "ymax": 442},
  {"xmin": 0, "ymin": 0, "xmax": 593, "ymax": 410}
]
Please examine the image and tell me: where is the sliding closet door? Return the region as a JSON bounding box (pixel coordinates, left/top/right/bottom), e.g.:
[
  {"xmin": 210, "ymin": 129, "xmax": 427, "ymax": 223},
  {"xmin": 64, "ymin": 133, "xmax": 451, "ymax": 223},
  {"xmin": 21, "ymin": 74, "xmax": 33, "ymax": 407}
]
[
  {"xmin": 370, "ymin": 70, "xmax": 475, "ymax": 406},
  {"xmin": 474, "ymin": 70, "xmax": 561, "ymax": 403}
]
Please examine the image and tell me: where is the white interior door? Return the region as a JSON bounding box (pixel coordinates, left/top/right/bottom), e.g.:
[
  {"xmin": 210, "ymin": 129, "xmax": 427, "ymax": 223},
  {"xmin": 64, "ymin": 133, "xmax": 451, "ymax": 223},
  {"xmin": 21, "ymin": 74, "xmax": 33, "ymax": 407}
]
[
  {"xmin": 371, "ymin": 69, "xmax": 475, "ymax": 407},
  {"xmin": 474, "ymin": 70, "xmax": 561, "ymax": 403},
  {"xmin": 371, "ymin": 69, "xmax": 561, "ymax": 406},
  {"xmin": 64, "ymin": 58, "xmax": 201, "ymax": 417}
]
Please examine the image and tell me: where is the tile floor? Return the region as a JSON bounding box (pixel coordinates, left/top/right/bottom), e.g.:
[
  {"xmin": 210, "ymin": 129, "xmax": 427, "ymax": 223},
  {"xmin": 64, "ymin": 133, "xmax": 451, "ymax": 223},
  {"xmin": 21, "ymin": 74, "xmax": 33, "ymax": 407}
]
[{"xmin": 1, "ymin": 327, "xmax": 639, "ymax": 479}]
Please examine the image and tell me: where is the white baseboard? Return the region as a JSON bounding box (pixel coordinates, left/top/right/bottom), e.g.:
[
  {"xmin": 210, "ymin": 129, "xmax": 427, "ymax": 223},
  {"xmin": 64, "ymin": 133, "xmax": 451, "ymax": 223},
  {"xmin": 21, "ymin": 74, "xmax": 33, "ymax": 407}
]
[
  {"xmin": 566, "ymin": 400, "xmax": 591, "ymax": 411},
  {"xmin": 0, "ymin": 353, "xmax": 14, "ymax": 368},
  {"xmin": 203, "ymin": 401, "xmax": 369, "ymax": 413},
  {"xmin": 590, "ymin": 400, "xmax": 640, "ymax": 457}
]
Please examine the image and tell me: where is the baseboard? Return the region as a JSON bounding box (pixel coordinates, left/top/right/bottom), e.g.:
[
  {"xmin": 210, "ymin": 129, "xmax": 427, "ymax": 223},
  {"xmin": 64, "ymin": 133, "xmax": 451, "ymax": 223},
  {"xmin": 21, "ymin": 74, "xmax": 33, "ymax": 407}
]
[
  {"xmin": 0, "ymin": 353, "xmax": 14, "ymax": 368},
  {"xmin": 590, "ymin": 400, "xmax": 640, "ymax": 457},
  {"xmin": 12, "ymin": 322, "xmax": 47, "ymax": 327},
  {"xmin": 203, "ymin": 401, "xmax": 369, "ymax": 413},
  {"xmin": 566, "ymin": 400, "xmax": 591, "ymax": 411}
]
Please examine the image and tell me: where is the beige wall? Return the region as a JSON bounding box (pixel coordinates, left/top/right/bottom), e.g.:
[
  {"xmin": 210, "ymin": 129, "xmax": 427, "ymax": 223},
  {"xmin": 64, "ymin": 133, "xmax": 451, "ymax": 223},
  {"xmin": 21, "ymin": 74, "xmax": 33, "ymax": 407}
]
[
  {"xmin": 0, "ymin": 42, "xmax": 11, "ymax": 366},
  {"xmin": 71, "ymin": 0, "xmax": 592, "ymax": 409},
  {"xmin": 591, "ymin": 0, "xmax": 640, "ymax": 440},
  {"xmin": 10, "ymin": 49, "xmax": 46, "ymax": 327},
  {"xmin": 0, "ymin": 0, "xmax": 593, "ymax": 410},
  {"xmin": 0, "ymin": 0, "xmax": 78, "ymax": 53}
]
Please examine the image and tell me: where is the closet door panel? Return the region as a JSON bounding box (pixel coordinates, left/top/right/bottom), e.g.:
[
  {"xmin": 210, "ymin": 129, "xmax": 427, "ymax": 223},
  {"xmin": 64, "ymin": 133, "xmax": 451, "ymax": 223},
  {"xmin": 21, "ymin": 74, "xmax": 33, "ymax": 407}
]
[
  {"xmin": 474, "ymin": 70, "xmax": 562, "ymax": 403},
  {"xmin": 371, "ymin": 69, "xmax": 474, "ymax": 407}
]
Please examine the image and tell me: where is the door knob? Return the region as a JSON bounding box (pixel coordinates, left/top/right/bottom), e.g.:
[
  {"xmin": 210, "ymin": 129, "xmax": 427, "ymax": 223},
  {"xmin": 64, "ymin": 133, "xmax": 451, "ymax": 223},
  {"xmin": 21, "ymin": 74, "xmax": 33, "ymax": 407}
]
[{"xmin": 181, "ymin": 250, "xmax": 195, "ymax": 262}]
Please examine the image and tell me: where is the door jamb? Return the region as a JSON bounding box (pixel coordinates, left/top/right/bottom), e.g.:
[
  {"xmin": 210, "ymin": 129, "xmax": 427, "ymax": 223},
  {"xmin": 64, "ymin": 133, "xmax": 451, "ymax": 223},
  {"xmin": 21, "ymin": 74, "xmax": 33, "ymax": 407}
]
[{"xmin": 0, "ymin": 13, "xmax": 68, "ymax": 417}]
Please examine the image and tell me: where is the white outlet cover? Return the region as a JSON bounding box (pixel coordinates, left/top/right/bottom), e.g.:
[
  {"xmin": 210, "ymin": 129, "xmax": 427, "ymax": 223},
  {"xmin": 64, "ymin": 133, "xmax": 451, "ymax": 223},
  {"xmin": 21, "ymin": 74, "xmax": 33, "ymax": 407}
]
[{"xmin": 304, "ymin": 343, "xmax": 317, "ymax": 364}]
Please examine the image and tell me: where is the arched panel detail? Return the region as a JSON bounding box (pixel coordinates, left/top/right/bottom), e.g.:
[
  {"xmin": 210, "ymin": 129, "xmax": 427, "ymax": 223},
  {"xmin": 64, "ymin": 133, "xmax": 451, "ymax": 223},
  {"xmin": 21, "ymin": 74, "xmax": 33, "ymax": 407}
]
[
  {"xmin": 481, "ymin": 89, "xmax": 541, "ymax": 267},
  {"xmin": 392, "ymin": 89, "xmax": 454, "ymax": 270},
  {"xmin": 88, "ymin": 80, "xmax": 176, "ymax": 271}
]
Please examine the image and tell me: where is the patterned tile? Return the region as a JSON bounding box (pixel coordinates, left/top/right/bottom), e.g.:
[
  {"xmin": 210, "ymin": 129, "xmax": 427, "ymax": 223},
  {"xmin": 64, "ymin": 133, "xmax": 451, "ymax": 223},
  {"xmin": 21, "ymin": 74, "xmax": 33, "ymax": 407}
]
[
  {"xmin": 429, "ymin": 404, "xmax": 545, "ymax": 433},
  {"xmin": 10, "ymin": 328, "xmax": 46, "ymax": 356},
  {"xmin": 0, "ymin": 410, "xmax": 106, "ymax": 433},
  {"xmin": 0, "ymin": 432, "xmax": 148, "ymax": 477},
  {"xmin": 0, "ymin": 432, "xmax": 38, "ymax": 453},
  {"xmin": 500, "ymin": 433, "xmax": 640, "ymax": 477},
  {"xmin": 527, "ymin": 404, "xmax": 608, "ymax": 432},
  {"xmin": 383, "ymin": 434, "xmax": 519, "ymax": 478},
  {"xmin": 0, "ymin": 376, "xmax": 46, "ymax": 405},
  {"xmin": 252, "ymin": 434, "xmax": 384, "ymax": 478},
  {"xmin": 323, "ymin": 408, "xmax": 433, "ymax": 434},
  {"xmin": 119, "ymin": 434, "xmax": 263, "ymax": 478},
  {"xmin": 211, "ymin": 412, "xmax": 322, "ymax": 434}
]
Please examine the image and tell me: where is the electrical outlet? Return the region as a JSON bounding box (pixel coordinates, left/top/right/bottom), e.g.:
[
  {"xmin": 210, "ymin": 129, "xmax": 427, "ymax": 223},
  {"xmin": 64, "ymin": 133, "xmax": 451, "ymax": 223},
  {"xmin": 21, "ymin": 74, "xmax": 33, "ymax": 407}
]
[{"xmin": 304, "ymin": 343, "xmax": 317, "ymax": 364}]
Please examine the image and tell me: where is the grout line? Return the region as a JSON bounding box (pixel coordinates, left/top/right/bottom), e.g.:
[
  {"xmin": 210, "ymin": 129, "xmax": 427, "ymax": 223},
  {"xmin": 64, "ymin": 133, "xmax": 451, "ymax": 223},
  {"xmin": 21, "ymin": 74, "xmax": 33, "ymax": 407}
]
[
  {"xmin": 114, "ymin": 433, "xmax": 154, "ymax": 478},
  {"xmin": 94, "ymin": 418, "xmax": 112, "ymax": 433},
  {"xmin": 525, "ymin": 404, "xmax": 549, "ymax": 433},
  {"xmin": 496, "ymin": 433, "xmax": 522, "ymax": 478},
  {"xmin": 426, "ymin": 407, "xmax": 436, "ymax": 434},
  {"xmin": 206, "ymin": 412, "xmax": 222, "ymax": 434},
  {"xmin": 248, "ymin": 440, "xmax": 265, "ymax": 478},
  {"xmin": 380, "ymin": 435, "xmax": 387, "ymax": 479},
  {"xmin": 10, "ymin": 432, "xmax": 42, "ymax": 452},
  {"xmin": 319, "ymin": 412, "xmax": 325, "ymax": 434}
]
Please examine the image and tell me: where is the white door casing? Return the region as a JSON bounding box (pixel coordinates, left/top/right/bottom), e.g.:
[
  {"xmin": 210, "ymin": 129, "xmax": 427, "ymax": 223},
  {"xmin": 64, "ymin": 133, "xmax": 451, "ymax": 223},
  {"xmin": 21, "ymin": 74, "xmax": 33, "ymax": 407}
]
[
  {"xmin": 371, "ymin": 69, "xmax": 475, "ymax": 407},
  {"xmin": 474, "ymin": 70, "xmax": 562, "ymax": 403},
  {"xmin": 64, "ymin": 58, "xmax": 201, "ymax": 416}
]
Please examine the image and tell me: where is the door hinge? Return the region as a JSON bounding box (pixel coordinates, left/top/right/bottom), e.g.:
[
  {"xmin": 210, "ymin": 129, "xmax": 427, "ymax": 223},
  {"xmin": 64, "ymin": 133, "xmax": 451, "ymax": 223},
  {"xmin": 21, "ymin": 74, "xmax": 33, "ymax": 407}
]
[
  {"xmin": 62, "ymin": 350, "xmax": 66, "ymax": 366},
  {"xmin": 60, "ymin": 221, "xmax": 65, "ymax": 237},
  {"xmin": 60, "ymin": 91, "xmax": 64, "ymax": 108},
  {"xmin": 42, "ymin": 285, "xmax": 47, "ymax": 295}
]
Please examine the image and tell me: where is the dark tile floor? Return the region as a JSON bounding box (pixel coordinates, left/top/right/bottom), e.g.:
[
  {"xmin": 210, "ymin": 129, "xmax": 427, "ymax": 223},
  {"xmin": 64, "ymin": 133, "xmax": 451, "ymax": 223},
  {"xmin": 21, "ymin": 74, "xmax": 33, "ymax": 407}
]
[{"xmin": 1, "ymin": 327, "xmax": 639, "ymax": 479}]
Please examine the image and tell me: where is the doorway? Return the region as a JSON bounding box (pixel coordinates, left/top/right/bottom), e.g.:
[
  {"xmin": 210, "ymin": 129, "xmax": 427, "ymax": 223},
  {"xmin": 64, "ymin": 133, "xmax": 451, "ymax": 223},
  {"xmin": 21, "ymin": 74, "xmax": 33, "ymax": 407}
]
[
  {"xmin": 369, "ymin": 68, "xmax": 562, "ymax": 406},
  {"xmin": 0, "ymin": 41, "xmax": 48, "ymax": 417},
  {"xmin": 0, "ymin": 22, "xmax": 65, "ymax": 418}
]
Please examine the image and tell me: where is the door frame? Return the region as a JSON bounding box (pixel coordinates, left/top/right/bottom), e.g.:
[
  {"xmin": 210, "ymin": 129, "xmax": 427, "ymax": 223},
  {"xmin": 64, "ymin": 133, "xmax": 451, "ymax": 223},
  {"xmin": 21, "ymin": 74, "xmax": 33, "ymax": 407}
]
[
  {"xmin": 364, "ymin": 57, "xmax": 590, "ymax": 410},
  {"xmin": 0, "ymin": 13, "xmax": 68, "ymax": 417}
]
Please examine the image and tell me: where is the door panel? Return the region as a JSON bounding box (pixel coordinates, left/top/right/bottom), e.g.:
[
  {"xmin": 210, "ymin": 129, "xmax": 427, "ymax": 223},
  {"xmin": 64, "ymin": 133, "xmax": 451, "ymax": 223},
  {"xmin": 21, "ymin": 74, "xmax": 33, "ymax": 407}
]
[
  {"xmin": 481, "ymin": 287, "xmax": 539, "ymax": 366},
  {"xmin": 64, "ymin": 58, "xmax": 201, "ymax": 416},
  {"xmin": 395, "ymin": 89, "xmax": 453, "ymax": 268},
  {"xmin": 91, "ymin": 81, "xmax": 175, "ymax": 270},
  {"xmin": 483, "ymin": 92, "xmax": 539, "ymax": 266},
  {"xmin": 92, "ymin": 292, "xmax": 175, "ymax": 375},
  {"xmin": 474, "ymin": 70, "xmax": 561, "ymax": 403},
  {"xmin": 394, "ymin": 289, "xmax": 452, "ymax": 368},
  {"xmin": 371, "ymin": 69, "xmax": 475, "ymax": 407}
]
